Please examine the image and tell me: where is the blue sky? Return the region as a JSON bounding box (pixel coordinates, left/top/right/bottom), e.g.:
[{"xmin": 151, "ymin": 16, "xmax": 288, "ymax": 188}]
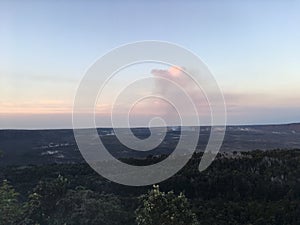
[{"xmin": 0, "ymin": 0, "xmax": 300, "ymax": 128}]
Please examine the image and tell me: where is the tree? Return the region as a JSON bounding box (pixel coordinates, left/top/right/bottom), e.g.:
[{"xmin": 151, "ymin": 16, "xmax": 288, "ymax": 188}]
[
  {"xmin": 55, "ymin": 187, "xmax": 129, "ymax": 225},
  {"xmin": 23, "ymin": 175, "xmax": 68, "ymax": 224},
  {"xmin": 0, "ymin": 180, "xmax": 23, "ymax": 225},
  {"xmin": 136, "ymin": 185, "xmax": 199, "ymax": 225}
]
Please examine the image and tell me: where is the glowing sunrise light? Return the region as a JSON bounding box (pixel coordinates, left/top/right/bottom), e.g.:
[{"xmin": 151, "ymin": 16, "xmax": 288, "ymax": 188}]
[{"xmin": 168, "ymin": 66, "xmax": 183, "ymax": 77}]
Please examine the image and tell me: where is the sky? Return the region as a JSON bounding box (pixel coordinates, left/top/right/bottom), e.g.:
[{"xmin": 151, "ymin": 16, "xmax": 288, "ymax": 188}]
[{"xmin": 0, "ymin": 0, "xmax": 300, "ymax": 129}]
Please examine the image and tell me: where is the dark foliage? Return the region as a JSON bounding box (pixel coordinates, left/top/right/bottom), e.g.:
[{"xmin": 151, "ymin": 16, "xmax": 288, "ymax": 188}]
[{"xmin": 0, "ymin": 149, "xmax": 299, "ymax": 224}]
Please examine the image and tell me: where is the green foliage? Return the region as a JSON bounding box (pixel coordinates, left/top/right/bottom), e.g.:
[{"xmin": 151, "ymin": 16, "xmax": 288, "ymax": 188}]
[
  {"xmin": 136, "ymin": 185, "xmax": 199, "ymax": 225},
  {"xmin": 20, "ymin": 176, "xmax": 131, "ymax": 225},
  {"xmin": 23, "ymin": 192, "xmax": 43, "ymax": 225},
  {"xmin": 22, "ymin": 175, "xmax": 68, "ymax": 224},
  {"xmin": 0, "ymin": 180, "xmax": 23, "ymax": 225},
  {"xmin": 56, "ymin": 187, "xmax": 129, "ymax": 225},
  {"xmin": 0, "ymin": 149, "xmax": 300, "ymax": 224}
]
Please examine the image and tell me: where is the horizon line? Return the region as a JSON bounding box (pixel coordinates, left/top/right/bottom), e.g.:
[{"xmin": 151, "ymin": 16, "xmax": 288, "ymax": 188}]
[{"xmin": 1, "ymin": 121, "xmax": 299, "ymax": 131}]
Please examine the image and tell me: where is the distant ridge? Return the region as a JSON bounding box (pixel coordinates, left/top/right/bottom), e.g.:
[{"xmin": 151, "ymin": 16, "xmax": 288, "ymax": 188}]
[
  {"xmin": 0, "ymin": 122, "xmax": 300, "ymax": 166},
  {"xmin": 1, "ymin": 122, "xmax": 300, "ymax": 131}
]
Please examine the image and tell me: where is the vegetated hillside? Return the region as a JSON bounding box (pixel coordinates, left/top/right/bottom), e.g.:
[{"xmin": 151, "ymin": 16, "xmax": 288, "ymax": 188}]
[
  {"xmin": 0, "ymin": 149, "xmax": 299, "ymax": 225},
  {"xmin": 1, "ymin": 123, "xmax": 300, "ymax": 166}
]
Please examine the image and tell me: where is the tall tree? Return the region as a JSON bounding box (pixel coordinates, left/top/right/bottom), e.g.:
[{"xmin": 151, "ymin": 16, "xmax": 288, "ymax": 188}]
[
  {"xmin": 136, "ymin": 185, "xmax": 199, "ymax": 225},
  {"xmin": 0, "ymin": 180, "xmax": 23, "ymax": 225}
]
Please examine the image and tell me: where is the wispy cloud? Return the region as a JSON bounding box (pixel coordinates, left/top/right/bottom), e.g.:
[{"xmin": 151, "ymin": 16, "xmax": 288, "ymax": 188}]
[{"xmin": 0, "ymin": 100, "xmax": 72, "ymax": 114}]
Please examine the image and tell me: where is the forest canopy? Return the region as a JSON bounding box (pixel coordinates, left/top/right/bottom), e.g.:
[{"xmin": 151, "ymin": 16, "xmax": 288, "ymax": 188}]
[{"xmin": 0, "ymin": 149, "xmax": 299, "ymax": 225}]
